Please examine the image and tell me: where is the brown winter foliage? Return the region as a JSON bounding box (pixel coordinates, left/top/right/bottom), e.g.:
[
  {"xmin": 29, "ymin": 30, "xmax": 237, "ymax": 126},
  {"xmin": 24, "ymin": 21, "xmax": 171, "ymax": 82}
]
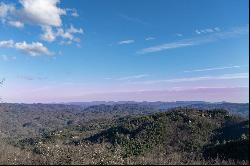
[{"xmin": 0, "ymin": 103, "xmax": 249, "ymax": 165}]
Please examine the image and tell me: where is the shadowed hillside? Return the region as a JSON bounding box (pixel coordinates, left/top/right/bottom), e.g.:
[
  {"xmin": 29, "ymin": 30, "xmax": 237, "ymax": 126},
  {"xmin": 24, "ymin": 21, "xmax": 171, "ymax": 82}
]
[{"xmin": 87, "ymin": 108, "xmax": 249, "ymax": 161}]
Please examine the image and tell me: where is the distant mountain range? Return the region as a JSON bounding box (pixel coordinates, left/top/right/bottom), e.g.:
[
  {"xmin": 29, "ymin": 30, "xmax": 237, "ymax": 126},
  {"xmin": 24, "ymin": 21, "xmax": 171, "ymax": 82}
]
[
  {"xmin": 63, "ymin": 101, "xmax": 209, "ymax": 106},
  {"xmin": 63, "ymin": 101, "xmax": 249, "ymax": 116}
]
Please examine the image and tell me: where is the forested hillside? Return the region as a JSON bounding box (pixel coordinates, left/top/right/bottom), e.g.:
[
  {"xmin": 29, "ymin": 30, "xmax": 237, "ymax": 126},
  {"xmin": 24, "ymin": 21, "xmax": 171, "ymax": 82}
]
[{"xmin": 0, "ymin": 103, "xmax": 248, "ymax": 165}]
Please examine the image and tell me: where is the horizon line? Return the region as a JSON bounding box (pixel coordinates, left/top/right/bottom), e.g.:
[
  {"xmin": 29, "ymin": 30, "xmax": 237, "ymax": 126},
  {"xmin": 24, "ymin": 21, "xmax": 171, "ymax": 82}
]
[{"xmin": 1, "ymin": 100, "xmax": 249, "ymax": 105}]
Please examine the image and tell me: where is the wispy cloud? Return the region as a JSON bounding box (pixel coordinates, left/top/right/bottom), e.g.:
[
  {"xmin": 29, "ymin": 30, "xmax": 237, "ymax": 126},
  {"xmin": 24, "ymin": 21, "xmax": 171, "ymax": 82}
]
[
  {"xmin": 145, "ymin": 37, "xmax": 155, "ymax": 41},
  {"xmin": 117, "ymin": 74, "xmax": 149, "ymax": 81},
  {"xmin": 41, "ymin": 25, "xmax": 83, "ymax": 43},
  {"xmin": 184, "ymin": 65, "xmax": 242, "ymax": 73},
  {"xmin": 119, "ymin": 14, "xmax": 148, "ymax": 25},
  {"xmin": 0, "ymin": 2, "xmax": 15, "ymax": 22},
  {"xmin": 0, "ymin": 54, "xmax": 16, "ymax": 61},
  {"xmin": 156, "ymin": 86, "xmax": 249, "ymax": 92},
  {"xmin": 66, "ymin": 8, "xmax": 79, "ymax": 17},
  {"xmin": 118, "ymin": 40, "xmax": 135, "ymax": 45},
  {"xmin": 137, "ymin": 42, "xmax": 193, "ymax": 54},
  {"xmin": 195, "ymin": 27, "xmax": 220, "ymax": 35},
  {"xmin": 129, "ymin": 73, "xmax": 249, "ymax": 85},
  {"xmin": 176, "ymin": 33, "xmax": 183, "ymax": 37},
  {"xmin": 8, "ymin": 20, "xmax": 24, "ymax": 28},
  {"xmin": 137, "ymin": 25, "xmax": 248, "ymax": 55},
  {"xmin": 18, "ymin": 75, "xmax": 47, "ymax": 81},
  {"xmin": 40, "ymin": 26, "xmax": 56, "ymax": 42},
  {"xmin": 104, "ymin": 77, "xmax": 112, "ymax": 80},
  {"xmin": 103, "ymin": 74, "xmax": 149, "ymax": 81}
]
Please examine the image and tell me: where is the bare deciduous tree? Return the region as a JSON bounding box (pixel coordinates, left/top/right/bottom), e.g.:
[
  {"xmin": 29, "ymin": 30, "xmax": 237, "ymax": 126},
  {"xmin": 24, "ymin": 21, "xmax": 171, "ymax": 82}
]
[
  {"xmin": 0, "ymin": 78, "xmax": 4, "ymax": 85},
  {"xmin": 0, "ymin": 78, "xmax": 4, "ymax": 101}
]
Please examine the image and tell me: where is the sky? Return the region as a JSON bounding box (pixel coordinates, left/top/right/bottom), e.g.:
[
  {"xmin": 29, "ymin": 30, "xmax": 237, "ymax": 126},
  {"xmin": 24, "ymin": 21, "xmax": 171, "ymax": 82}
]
[{"xmin": 0, "ymin": 0, "xmax": 249, "ymax": 103}]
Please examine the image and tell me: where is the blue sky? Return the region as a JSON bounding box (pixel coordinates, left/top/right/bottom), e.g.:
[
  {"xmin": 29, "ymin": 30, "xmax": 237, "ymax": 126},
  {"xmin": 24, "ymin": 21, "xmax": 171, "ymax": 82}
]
[{"xmin": 0, "ymin": 0, "xmax": 249, "ymax": 103}]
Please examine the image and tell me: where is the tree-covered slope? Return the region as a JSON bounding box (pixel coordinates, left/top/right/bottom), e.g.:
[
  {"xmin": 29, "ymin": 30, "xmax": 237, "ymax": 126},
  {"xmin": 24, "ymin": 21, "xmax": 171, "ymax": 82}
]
[{"xmin": 87, "ymin": 108, "xmax": 249, "ymax": 161}]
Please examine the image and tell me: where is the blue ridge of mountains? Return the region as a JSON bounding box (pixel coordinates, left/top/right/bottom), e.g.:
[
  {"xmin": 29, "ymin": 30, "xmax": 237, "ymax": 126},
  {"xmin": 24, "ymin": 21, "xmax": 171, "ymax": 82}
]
[{"xmin": 63, "ymin": 101, "xmax": 249, "ymax": 116}]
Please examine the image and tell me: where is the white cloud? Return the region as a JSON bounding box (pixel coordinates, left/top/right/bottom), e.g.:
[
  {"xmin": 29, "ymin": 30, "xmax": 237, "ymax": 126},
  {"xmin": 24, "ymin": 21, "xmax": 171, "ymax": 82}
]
[
  {"xmin": 57, "ymin": 26, "xmax": 83, "ymax": 44},
  {"xmin": 21, "ymin": 0, "xmax": 84, "ymax": 46},
  {"xmin": 57, "ymin": 28, "xmax": 74, "ymax": 40},
  {"xmin": 0, "ymin": 39, "xmax": 53, "ymax": 56},
  {"xmin": 0, "ymin": 2, "xmax": 15, "ymax": 19},
  {"xmin": 0, "ymin": 40, "xmax": 14, "ymax": 48},
  {"xmin": 1, "ymin": 0, "xmax": 83, "ymax": 53},
  {"xmin": 196, "ymin": 27, "xmax": 220, "ymax": 35},
  {"xmin": 130, "ymin": 73, "xmax": 249, "ymax": 85},
  {"xmin": 41, "ymin": 25, "xmax": 83, "ymax": 43},
  {"xmin": 65, "ymin": 8, "xmax": 79, "ymax": 17},
  {"xmin": 0, "ymin": 2, "xmax": 23, "ymax": 28},
  {"xmin": 118, "ymin": 40, "xmax": 135, "ymax": 45},
  {"xmin": 71, "ymin": 11, "xmax": 79, "ymax": 17},
  {"xmin": 8, "ymin": 20, "xmax": 24, "ymax": 28},
  {"xmin": 19, "ymin": 0, "xmax": 66, "ymax": 27},
  {"xmin": 145, "ymin": 37, "xmax": 155, "ymax": 41},
  {"xmin": 67, "ymin": 25, "xmax": 83, "ymax": 34},
  {"xmin": 184, "ymin": 65, "xmax": 241, "ymax": 73},
  {"xmin": 15, "ymin": 41, "xmax": 53, "ymax": 56},
  {"xmin": 41, "ymin": 26, "xmax": 56, "ymax": 42},
  {"xmin": 137, "ymin": 25, "xmax": 248, "ymax": 54}
]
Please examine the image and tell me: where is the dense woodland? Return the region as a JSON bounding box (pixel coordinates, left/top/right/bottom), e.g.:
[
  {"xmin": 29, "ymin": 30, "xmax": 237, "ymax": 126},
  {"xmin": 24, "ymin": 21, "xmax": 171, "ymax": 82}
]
[{"xmin": 0, "ymin": 102, "xmax": 249, "ymax": 165}]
